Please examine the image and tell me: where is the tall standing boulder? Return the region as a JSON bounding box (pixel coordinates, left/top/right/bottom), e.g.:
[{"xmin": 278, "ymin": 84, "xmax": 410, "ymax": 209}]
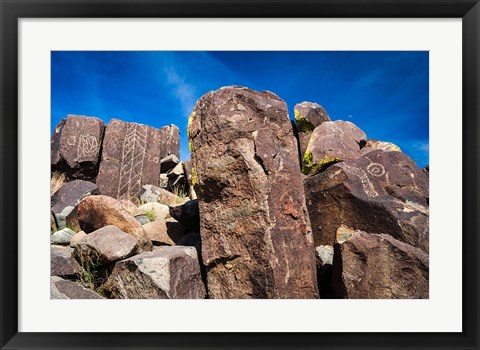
[
  {"xmin": 302, "ymin": 120, "xmax": 367, "ymax": 175},
  {"xmin": 304, "ymin": 149, "xmax": 429, "ymax": 252},
  {"xmin": 293, "ymin": 102, "xmax": 331, "ymax": 159},
  {"xmin": 51, "ymin": 115, "xmax": 105, "ymax": 180},
  {"xmin": 96, "ymin": 119, "xmax": 179, "ymax": 200},
  {"xmin": 188, "ymin": 86, "xmax": 318, "ymax": 299}
]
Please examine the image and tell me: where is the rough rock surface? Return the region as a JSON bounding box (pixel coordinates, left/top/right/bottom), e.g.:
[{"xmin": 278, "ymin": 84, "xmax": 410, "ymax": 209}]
[
  {"xmin": 294, "ymin": 102, "xmax": 331, "ymax": 158},
  {"xmin": 69, "ymin": 230, "xmax": 87, "ymax": 247},
  {"xmin": 103, "ymin": 246, "xmax": 206, "ymax": 299},
  {"xmin": 51, "ymin": 276, "xmax": 104, "ymax": 299},
  {"xmin": 364, "ymin": 139, "xmax": 402, "ymax": 153},
  {"xmin": 54, "ymin": 115, "xmax": 105, "ymax": 180},
  {"xmin": 77, "ymin": 195, "xmax": 152, "ymax": 250},
  {"xmin": 188, "ymin": 86, "xmax": 318, "ymax": 298},
  {"xmin": 96, "ymin": 119, "xmax": 175, "ymax": 200},
  {"xmin": 51, "ymin": 245, "xmax": 83, "ymax": 277},
  {"xmin": 159, "ymin": 124, "xmax": 180, "ymax": 159},
  {"xmin": 74, "ymin": 225, "xmax": 139, "ymax": 264},
  {"xmin": 142, "ymin": 218, "xmax": 185, "ymax": 245},
  {"xmin": 51, "ymin": 118, "xmax": 66, "ymax": 169},
  {"xmin": 303, "ymin": 121, "xmax": 367, "ymax": 175},
  {"xmin": 304, "ymin": 149, "xmax": 429, "ymax": 252},
  {"xmin": 331, "ymin": 227, "xmax": 429, "ymax": 299},
  {"xmin": 51, "ymin": 180, "xmax": 98, "ymax": 213},
  {"xmin": 169, "ymin": 200, "xmax": 199, "ymax": 233}
]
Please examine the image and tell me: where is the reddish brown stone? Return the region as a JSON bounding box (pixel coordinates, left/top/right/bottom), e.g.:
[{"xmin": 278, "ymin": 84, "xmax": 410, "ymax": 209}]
[
  {"xmin": 189, "ymin": 86, "xmax": 318, "ymax": 299},
  {"xmin": 55, "ymin": 115, "xmax": 105, "ymax": 180},
  {"xmin": 77, "ymin": 195, "xmax": 152, "ymax": 250},
  {"xmin": 304, "ymin": 149, "xmax": 429, "ymax": 252},
  {"xmin": 159, "ymin": 124, "xmax": 180, "ymax": 159},
  {"xmin": 96, "ymin": 119, "xmax": 165, "ymax": 200},
  {"xmin": 331, "ymin": 227, "xmax": 429, "ymax": 299},
  {"xmin": 303, "ymin": 120, "xmax": 366, "ymax": 175},
  {"xmin": 293, "ymin": 102, "xmax": 331, "ymax": 158}
]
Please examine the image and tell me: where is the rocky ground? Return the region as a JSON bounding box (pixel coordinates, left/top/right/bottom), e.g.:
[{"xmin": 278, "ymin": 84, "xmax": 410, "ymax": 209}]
[{"xmin": 50, "ymin": 86, "xmax": 429, "ymax": 299}]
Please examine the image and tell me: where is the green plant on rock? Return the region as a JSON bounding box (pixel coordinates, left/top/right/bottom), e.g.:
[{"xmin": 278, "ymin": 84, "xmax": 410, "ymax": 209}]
[
  {"xmin": 76, "ymin": 250, "xmax": 102, "ymax": 290},
  {"xmin": 172, "ymin": 185, "xmax": 189, "ymax": 202},
  {"xmin": 144, "ymin": 207, "xmax": 157, "ymax": 222},
  {"xmin": 302, "ymin": 149, "xmax": 342, "ymax": 175}
]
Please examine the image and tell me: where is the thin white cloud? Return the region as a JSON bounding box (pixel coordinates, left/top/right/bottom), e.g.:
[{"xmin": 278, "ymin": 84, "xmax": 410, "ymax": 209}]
[{"xmin": 164, "ymin": 67, "xmax": 197, "ymax": 116}]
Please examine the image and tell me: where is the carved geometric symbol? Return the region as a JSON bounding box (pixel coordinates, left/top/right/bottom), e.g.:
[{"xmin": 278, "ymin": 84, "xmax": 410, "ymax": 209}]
[
  {"xmin": 116, "ymin": 123, "xmax": 148, "ymax": 199},
  {"xmin": 78, "ymin": 135, "xmax": 98, "ymax": 157},
  {"xmin": 366, "ymin": 163, "xmax": 386, "ymax": 177}
]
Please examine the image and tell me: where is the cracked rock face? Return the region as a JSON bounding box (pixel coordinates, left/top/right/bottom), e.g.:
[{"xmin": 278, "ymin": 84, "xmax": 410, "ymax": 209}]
[
  {"xmin": 188, "ymin": 86, "xmax": 318, "ymax": 299},
  {"xmin": 304, "ymin": 149, "xmax": 429, "ymax": 252},
  {"xmin": 331, "ymin": 228, "xmax": 429, "ymax": 299}
]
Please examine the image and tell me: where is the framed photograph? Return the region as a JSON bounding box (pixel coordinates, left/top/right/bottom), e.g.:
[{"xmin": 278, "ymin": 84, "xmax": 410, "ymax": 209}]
[{"xmin": 1, "ymin": 0, "xmax": 478, "ymax": 349}]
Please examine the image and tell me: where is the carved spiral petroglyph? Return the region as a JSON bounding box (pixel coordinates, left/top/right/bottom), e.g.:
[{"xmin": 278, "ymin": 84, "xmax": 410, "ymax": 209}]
[{"xmin": 366, "ymin": 163, "xmax": 385, "ymax": 177}]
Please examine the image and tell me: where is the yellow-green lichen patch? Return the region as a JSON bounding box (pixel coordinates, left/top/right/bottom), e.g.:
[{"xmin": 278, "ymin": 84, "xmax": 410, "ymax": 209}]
[
  {"xmin": 191, "ymin": 167, "xmax": 198, "ymax": 186},
  {"xmin": 187, "ymin": 111, "xmax": 196, "ymax": 137},
  {"xmin": 294, "ymin": 109, "xmax": 315, "ymax": 133},
  {"xmin": 302, "ymin": 149, "xmax": 342, "ymax": 175},
  {"xmin": 296, "ymin": 117, "xmax": 315, "ymax": 134}
]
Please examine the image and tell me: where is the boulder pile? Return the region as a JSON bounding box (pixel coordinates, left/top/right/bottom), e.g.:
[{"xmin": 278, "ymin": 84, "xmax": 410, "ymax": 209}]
[{"xmin": 50, "ymin": 86, "xmax": 429, "ymax": 299}]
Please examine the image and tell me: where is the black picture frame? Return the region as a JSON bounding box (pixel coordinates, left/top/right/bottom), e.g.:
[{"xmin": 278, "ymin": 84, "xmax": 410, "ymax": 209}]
[{"xmin": 1, "ymin": 1, "xmax": 479, "ymax": 349}]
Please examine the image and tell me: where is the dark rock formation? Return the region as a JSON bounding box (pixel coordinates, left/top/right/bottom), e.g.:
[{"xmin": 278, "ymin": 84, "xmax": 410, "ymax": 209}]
[
  {"xmin": 77, "ymin": 195, "xmax": 152, "ymax": 250},
  {"xmin": 304, "ymin": 149, "xmax": 429, "ymax": 252},
  {"xmin": 51, "ymin": 245, "xmax": 83, "ymax": 277},
  {"xmin": 103, "ymin": 246, "xmax": 206, "ymax": 299},
  {"xmin": 52, "ymin": 115, "xmax": 105, "ymax": 180},
  {"xmin": 159, "ymin": 124, "xmax": 180, "ymax": 159},
  {"xmin": 51, "ymin": 276, "xmax": 104, "ymax": 299},
  {"xmin": 51, "ymin": 118, "xmax": 66, "ymax": 169},
  {"xmin": 303, "ymin": 120, "xmax": 366, "ymax": 175},
  {"xmin": 96, "ymin": 119, "xmax": 178, "ymax": 200},
  {"xmin": 169, "ymin": 200, "xmax": 199, "ymax": 233},
  {"xmin": 294, "ymin": 102, "xmax": 331, "ymax": 158},
  {"xmin": 331, "ymin": 227, "xmax": 429, "ymax": 299},
  {"xmin": 189, "ymin": 86, "xmax": 318, "ymax": 299}
]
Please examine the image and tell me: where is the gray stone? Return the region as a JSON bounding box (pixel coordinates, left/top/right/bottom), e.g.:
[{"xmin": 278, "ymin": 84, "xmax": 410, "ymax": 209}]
[
  {"xmin": 74, "ymin": 225, "xmax": 139, "ymax": 264},
  {"xmin": 103, "ymin": 246, "xmax": 206, "ymax": 299},
  {"xmin": 51, "ymin": 228, "xmax": 76, "ymax": 245}
]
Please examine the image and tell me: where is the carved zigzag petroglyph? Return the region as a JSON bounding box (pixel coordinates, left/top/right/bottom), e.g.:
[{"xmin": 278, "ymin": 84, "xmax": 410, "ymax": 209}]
[{"xmin": 117, "ymin": 123, "xmax": 148, "ymax": 199}]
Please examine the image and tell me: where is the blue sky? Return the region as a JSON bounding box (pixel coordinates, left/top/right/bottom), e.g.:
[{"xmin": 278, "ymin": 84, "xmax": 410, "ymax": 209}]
[{"xmin": 51, "ymin": 51, "xmax": 429, "ymax": 167}]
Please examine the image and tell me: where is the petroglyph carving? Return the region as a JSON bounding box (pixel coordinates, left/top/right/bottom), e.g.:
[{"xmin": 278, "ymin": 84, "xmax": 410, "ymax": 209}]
[
  {"xmin": 343, "ymin": 164, "xmax": 378, "ymax": 198},
  {"xmin": 116, "ymin": 123, "xmax": 148, "ymax": 199},
  {"xmin": 366, "ymin": 163, "xmax": 385, "ymax": 177},
  {"xmin": 78, "ymin": 135, "xmax": 98, "ymax": 157}
]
